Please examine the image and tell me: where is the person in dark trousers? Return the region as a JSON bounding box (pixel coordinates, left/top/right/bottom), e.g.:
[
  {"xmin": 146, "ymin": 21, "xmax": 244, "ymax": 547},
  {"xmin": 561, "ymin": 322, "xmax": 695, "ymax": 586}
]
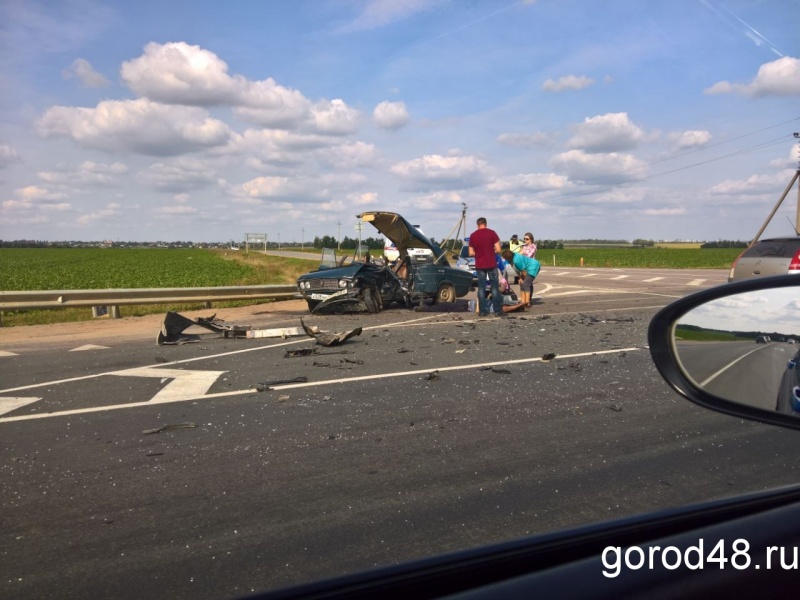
[{"xmin": 468, "ymin": 217, "xmax": 503, "ymax": 316}]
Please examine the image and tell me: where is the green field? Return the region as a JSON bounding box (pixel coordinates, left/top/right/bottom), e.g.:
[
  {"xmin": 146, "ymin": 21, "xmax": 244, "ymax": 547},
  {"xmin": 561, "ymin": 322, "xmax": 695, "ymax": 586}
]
[
  {"xmin": 539, "ymin": 247, "xmax": 740, "ymax": 269},
  {"xmin": 0, "ymin": 248, "xmax": 314, "ymax": 327}
]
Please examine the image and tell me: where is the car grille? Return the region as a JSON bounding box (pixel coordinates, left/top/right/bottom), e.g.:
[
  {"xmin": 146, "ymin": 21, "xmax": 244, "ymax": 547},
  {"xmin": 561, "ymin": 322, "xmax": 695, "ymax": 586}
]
[{"xmin": 310, "ymin": 278, "xmax": 341, "ymax": 291}]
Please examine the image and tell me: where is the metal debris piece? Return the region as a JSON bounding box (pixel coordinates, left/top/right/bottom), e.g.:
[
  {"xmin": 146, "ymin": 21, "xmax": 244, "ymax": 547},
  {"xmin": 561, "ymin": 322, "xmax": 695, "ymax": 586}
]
[
  {"xmin": 243, "ymin": 326, "xmax": 310, "ymax": 339},
  {"xmin": 491, "ymin": 368, "xmax": 512, "ymax": 374},
  {"xmin": 425, "ymin": 370, "xmax": 440, "ymax": 381},
  {"xmin": 397, "ymin": 348, "xmax": 411, "ymax": 353},
  {"xmin": 158, "ymin": 311, "xmax": 316, "ymax": 345},
  {"xmin": 301, "ymin": 318, "xmax": 362, "ymax": 346},
  {"xmin": 277, "ymin": 395, "xmax": 290, "ymax": 402},
  {"xmin": 541, "ymin": 353, "xmax": 557, "ymax": 361},
  {"xmin": 607, "ymin": 405, "xmax": 623, "ymax": 412},
  {"xmin": 255, "ymin": 377, "xmax": 309, "ymax": 391},
  {"xmin": 142, "ymin": 422, "xmax": 196, "ymax": 435},
  {"xmin": 285, "ymin": 348, "xmax": 318, "ymax": 358}
]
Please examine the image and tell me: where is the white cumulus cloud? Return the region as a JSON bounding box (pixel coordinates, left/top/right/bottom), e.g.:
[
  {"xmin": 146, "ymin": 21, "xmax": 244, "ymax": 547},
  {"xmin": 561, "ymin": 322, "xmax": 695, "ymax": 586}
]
[
  {"xmin": 36, "ymin": 99, "xmax": 231, "ymax": 156},
  {"xmin": 567, "ymin": 113, "xmax": 646, "ymax": 153},
  {"xmin": 705, "ymin": 56, "xmax": 800, "ymax": 97},
  {"xmin": 390, "ymin": 154, "xmax": 491, "ymax": 189},
  {"xmin": 373, "ymin": 101, "xmax": 409, "ymax": 130},
  {"xmin": 550, "ymin": 150, "xmax": 647, "ymax": 184}
]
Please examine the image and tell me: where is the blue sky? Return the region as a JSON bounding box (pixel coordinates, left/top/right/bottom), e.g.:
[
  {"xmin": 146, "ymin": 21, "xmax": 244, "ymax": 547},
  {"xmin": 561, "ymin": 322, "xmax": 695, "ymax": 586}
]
[{"xmin": 1, "ymin": 0, "xmax": 799, "ymax": 244}]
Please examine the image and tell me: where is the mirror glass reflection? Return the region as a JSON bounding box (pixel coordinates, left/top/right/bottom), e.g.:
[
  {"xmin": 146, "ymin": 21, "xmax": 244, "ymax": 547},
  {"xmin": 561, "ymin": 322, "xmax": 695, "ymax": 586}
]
[{"xmin": 674, "ymin": 287, "xmax": 800, "ymax": 415}]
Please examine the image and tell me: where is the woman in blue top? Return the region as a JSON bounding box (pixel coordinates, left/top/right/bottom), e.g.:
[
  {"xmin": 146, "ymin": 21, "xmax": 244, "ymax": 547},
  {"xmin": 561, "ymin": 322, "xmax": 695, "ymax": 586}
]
[{"xmin": 502, "ymin": 249, "xmax": 540, "ymax": 307}]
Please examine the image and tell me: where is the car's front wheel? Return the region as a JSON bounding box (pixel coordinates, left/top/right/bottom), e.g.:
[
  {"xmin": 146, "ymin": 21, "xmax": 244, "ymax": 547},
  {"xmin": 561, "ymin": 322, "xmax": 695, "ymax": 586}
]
[
  {"xmin": 363, "ymin": 286, "xmax": 383, "ymax": 313},
  {"xmin": 307, "ymin": 300, "xmax": 320, "ymax": 312},
  {"xmin": 435, "ymin": 283, "xmax": 456, "ymax": 304}
]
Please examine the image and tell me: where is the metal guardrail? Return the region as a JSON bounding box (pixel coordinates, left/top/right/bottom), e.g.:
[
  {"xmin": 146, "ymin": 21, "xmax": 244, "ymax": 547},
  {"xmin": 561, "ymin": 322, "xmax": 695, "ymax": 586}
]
[{"xmin": 0, "ymin": 285, "xmax": 298, "ymax": 319}]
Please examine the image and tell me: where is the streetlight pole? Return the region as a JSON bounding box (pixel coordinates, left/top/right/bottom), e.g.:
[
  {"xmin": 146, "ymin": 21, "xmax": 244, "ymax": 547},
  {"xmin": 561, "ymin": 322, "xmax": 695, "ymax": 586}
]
[{"xmin": 301, "ymin": 228, "xmax": 304, "ymax": 251}]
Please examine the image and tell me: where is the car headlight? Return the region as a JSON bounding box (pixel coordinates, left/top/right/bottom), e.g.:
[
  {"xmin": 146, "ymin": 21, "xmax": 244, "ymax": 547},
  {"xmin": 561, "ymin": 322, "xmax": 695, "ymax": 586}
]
[{"xmin": 339, "ymin": 279, "xmax": 348, "ymax": 288}]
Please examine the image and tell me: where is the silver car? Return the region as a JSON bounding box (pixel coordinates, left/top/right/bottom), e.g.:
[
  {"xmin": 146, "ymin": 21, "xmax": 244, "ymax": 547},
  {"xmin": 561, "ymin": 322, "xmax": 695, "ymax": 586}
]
[{"xmin": 728, "ymin": 237, "xmax": 800, "ymax": 282}]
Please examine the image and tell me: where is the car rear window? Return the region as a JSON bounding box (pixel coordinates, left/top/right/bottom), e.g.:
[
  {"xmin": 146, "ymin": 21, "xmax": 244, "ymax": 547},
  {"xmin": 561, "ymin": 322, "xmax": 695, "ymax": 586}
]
[{"xmin": 742, "ymin": 239, "xmax": 800, "ymax": 258}]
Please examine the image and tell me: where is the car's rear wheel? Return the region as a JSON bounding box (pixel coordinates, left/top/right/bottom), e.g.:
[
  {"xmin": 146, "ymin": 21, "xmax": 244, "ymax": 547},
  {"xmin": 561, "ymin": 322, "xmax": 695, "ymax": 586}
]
[
  {"xmin": 306, "ymin": 300, "xmax": 320, "ymax": 312},
  {"xmin": 363, "ymin": 286, "xmax": 383, "ymax": 313},
  {"xmin": 435, "ymin": 283, "xmax": 456, "ymax": 304}
]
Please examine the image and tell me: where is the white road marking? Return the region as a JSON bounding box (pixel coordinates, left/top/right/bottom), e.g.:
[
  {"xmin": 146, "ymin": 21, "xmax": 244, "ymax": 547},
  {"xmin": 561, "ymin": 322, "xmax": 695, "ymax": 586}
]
[
  {"xmin": 611, "ymin": 275, "xmax": 629, "ymax": 280},
  {"xmin": 0, "ymin": 351, "xmax": 18, "ymax": 357},
  {"xmin": 0, "ymin": 397, "xmax": 41, "ymax": 416},
  {"xmin": 0, "ymin": 347, "xmax": 640, "ymax": 423},
  {"xmin": 643, "ymin": 277, "xmax": 664, "ymax": 282},
  {"xmin": 687, "ymin": 279, "xmax": 706, "ymax": 286},
  {"xmin": 553, "ymin": 272, "xmax": 571, "ymax": 276},
  {"xmin": 70, "ymin": 344, "xmax": 110, "ymax": 351},
  {"xmin": 117, "ymin": 368, "xmax": 226, "ymax": 403},
  {"xmin": 700, "ymin": 346, "xmax": 768, "ymax": 387},
  {"xmin": 579, "ymin": 273, "xmax": 598, "ymax": 278}
]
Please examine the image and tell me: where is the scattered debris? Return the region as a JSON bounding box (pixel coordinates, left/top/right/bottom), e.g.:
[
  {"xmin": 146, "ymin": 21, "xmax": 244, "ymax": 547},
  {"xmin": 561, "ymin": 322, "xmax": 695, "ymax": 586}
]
[
  {"xmin": 277, "ymin": 395, "xmax": 290, "ymax": 402},
  {"xmin": 285, "ymin": 348, "xmax": 317, "ymax": 358},
  {"xmin": 255, "ymin": 377, "xmax": 308, "ymax": 391},
  {"xmin": 397, "ymin": 348, "xmax": 412, "ymax": 353},
  {"xmin": 157, "ymin": 311, "xmax": 318, "ymax": 345},
  {"xmin": 607, "ymin": 405, "xmax": 623, "ymax": 412},
  {"xmin": 146, "ymin": 452, "xmax": 164, "ymax": 457},
  {"xmin": 541, "ymin": 353, "xmax": 557, "ymax": 361},
  {"xmin": 301, "ymin": 318, "xmax": 362, "ymax": 346},
  {"xmin": 142, "ymin": 422, "xmax": 196, "ymax": 435},
  {"xmin": 491, "ymin": 368, "xmax": 512, "ymax": 374},
  {"xmin": 154, "ymin": 356, "xmax": 170, "ymax": 364},
  {"xmin": 425, "ymin": 370, "xmax": 440, "ymax": 381}
]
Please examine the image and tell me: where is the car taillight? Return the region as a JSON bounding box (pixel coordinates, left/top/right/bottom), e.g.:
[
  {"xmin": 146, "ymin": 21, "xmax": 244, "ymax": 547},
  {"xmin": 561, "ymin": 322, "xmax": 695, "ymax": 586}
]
[{"xmin": 789, "ymin": 249, "xmax": 800, "ymax": 274}]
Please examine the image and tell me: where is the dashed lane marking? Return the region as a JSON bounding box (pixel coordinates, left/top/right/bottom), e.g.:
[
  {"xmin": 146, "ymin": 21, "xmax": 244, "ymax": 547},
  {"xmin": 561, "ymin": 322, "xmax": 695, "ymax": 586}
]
[
  {"xmin": 643, "ymin": 277, "xmax": 664, "ymax": 282},
  {"xmin": 687, "ymin": 279, "xmax": 706, "ymax": 286},
  {"xmin": 611, "ymin": 275, "xmax": 629, "ymax": 280},
  {"xmin": 70, "ymin": 344, "xmax": 110, "ymax": 352}
]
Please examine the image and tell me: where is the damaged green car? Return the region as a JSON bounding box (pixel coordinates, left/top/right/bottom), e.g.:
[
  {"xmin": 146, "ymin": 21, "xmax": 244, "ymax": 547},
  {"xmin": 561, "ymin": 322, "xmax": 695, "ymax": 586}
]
[{"xmin": 296, "ymin": 212, "xmax": 474, "ymax": 314}]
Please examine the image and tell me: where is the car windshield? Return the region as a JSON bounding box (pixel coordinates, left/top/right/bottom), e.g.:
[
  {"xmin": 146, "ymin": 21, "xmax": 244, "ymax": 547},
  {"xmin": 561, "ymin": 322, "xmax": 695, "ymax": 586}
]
[{"xmin": 2, "ymin": 1, "xmax": 798, "ymax": 599}]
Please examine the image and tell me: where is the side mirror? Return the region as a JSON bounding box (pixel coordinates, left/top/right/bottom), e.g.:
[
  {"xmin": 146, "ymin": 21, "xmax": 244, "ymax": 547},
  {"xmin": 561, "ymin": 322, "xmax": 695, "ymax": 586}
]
[{"xmin": 649, "ymin": 274, "xmax": 800, "ymax": 430}]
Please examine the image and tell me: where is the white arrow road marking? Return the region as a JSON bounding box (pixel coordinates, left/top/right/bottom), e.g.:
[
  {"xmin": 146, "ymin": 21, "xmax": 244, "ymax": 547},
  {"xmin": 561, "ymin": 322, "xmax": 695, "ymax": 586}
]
[
  {"xmin": 116, "ymin": 368, "xmax": 226, "ymax": 403},
  {"xmin": 0, "ymin": 397, "xmax": 41, "ymax": 416},
  {"xmin": 0, "ymin": 351, "xmax": 18, "ymax": 357},
  {"xmin": 70, "ymin": 344, "xmax": 110, "ymax": 351}
]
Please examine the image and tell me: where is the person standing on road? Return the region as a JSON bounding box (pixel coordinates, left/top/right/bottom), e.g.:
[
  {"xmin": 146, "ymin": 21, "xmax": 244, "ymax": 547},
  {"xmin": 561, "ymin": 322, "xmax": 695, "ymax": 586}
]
[
  {"xmin": 520, "ymin": 232, "xmax": 537, "ymax": 258},
  {"xmin": 469, "ymin": 217, "xmax": 503, "ymax": 316},
  {"xmin": 509, "ymin": 234, "xmax": 522, "ymax": 253},
  {"xmin": 502, "ymin": 249, "xmax": 540, "ymax": 307}
]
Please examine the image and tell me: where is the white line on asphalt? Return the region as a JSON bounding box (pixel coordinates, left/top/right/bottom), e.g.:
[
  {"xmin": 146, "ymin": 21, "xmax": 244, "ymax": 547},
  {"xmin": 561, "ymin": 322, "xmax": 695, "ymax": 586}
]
[
  {"xmin": 611, "ymin": 275, "xmax": 629, "ymax": 280},
  {"xmin": 579, "ymin": 274, "xmax": 598, "ymax": 278},
  {"xmin": 643, "ymin": 277, "xmax": 664, "ymax": 282},
  {"xmin": 687, "ymin": 279, "xmax": 706, "ymax": 286},
  {"xmin": 699, "ymin": 346, "xmax": 768, "ymax": 387},
  {"xmin": 0, "ymin": 347, "xmax": 641, "ymax": 423}
]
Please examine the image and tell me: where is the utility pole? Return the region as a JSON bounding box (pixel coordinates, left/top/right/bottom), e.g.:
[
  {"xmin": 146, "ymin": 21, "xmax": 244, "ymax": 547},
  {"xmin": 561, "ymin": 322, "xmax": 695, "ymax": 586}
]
[
  {"xmin": 301, "ymin": 227, "xmax": 304, "ymax": 251},
  {"xmin": 748, "ymin": 133, "xmax": 800, "ymax": 247},
  {"xmin": 337, "ymin": 220, "xmax": 341, "ymax": 250}
]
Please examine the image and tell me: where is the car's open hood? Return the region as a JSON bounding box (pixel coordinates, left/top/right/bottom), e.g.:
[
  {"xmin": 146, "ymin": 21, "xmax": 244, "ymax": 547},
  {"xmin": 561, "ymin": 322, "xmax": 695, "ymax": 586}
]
[{"xmin": 358, "ymin": 212, "xmax": 449, "ymax": 266}]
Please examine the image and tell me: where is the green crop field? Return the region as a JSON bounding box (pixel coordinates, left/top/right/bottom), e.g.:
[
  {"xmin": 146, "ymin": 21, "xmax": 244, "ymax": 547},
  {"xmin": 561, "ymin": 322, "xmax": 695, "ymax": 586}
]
[
  {"xmin": 0, "ymin": 248, "xmax": 314, "ymax": 327},
  {"xmin": 538, "ymin": 247, "xmax": 741, "ymax": 269}
]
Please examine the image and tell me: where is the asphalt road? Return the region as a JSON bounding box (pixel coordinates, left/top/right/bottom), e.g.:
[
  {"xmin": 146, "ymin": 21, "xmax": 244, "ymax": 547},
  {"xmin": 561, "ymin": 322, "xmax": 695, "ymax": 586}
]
[{"xmin": 5, "ymin": 268, "xmax": 800, "ymax": 599}]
